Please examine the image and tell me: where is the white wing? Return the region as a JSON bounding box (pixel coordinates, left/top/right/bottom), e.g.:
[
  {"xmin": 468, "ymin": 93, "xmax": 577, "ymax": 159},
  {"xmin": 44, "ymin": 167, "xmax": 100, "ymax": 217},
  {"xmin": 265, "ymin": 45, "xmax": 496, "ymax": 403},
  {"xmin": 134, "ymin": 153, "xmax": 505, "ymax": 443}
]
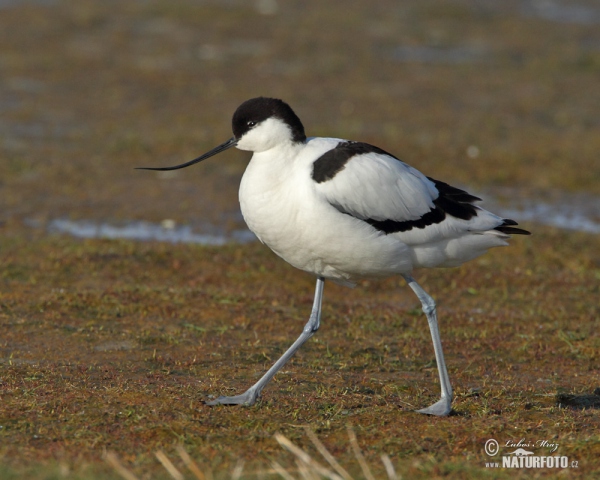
[
  {"xmin": 315, "ymin": 150, "xmax": 440, "ymax": 222},
  {"xmin": 307, "ymin": 140, "xmax": 529, "ymax": 271}
]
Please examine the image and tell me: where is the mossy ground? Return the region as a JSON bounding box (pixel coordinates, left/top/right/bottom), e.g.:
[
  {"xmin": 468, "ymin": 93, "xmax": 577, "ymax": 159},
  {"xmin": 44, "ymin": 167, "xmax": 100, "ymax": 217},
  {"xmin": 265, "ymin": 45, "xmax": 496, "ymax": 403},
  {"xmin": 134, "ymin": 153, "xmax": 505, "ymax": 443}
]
[
  {"xmin": 1, "ymin": 0, "xmax": 599, "ymax": 478},
  {"xmin": 1, "ymin": 226, "xmax": 599, "ymax": 478}
]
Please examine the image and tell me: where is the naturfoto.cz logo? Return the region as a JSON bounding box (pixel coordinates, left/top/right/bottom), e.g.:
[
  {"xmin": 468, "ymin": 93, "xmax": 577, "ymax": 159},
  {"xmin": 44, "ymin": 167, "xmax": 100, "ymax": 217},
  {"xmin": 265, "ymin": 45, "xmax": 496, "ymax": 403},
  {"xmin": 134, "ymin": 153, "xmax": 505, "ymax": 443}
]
[{"xmin": 484, "ymin": 438, "xmax": 578, "ymax": 470}]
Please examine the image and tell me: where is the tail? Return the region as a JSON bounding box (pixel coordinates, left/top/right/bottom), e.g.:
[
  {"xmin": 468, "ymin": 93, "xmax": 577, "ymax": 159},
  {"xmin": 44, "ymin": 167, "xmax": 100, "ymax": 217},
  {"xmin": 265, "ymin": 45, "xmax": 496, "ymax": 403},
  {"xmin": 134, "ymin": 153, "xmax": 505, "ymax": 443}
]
[{"xmin": 494, "ymin": 219, "xmax": 531, "ymax": 236}]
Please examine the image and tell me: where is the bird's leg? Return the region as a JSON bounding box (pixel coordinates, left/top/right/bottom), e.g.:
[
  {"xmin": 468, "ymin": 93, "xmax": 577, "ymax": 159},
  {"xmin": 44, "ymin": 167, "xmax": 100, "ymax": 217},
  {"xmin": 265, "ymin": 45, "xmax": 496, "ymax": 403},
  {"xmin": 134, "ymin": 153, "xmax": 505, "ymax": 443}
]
[
  {"xmin": 206, "ymin": 277, "xmax": 325, "ymax": 406},
  {"xmin": 402, "ymin": 274, "xmax": 453, "ymax": 416}
]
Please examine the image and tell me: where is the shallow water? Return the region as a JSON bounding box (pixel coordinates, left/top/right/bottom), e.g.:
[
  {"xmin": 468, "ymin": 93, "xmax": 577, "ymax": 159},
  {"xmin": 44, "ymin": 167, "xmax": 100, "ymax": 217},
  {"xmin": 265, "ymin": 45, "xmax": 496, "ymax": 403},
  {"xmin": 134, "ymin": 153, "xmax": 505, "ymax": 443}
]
[
  {"xmin": 521, "ymin": 0, "xmax": 600, "ymax": 25},
  {"xmin": 43, "ymin": 218, "xmax": 256, "ymax": 245},
  {"xmin": 39, "ymin": 190, "xmax": 600, "ymax": 245},
  {"xmin": 487, "ymin": 189, "xmax": 600, "ymax": 235},
  {"xmin": 496, "ymin": 199, "xmax": 600, "ymax": 234}
]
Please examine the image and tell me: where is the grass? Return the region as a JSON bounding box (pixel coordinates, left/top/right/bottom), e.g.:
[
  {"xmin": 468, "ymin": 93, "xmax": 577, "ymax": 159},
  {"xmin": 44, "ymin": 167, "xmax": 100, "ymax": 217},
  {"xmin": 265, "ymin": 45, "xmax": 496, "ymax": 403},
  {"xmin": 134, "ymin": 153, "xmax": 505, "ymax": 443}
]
[{"xmin": 0, "ymin": 226, "xmax": 599, "ymax": 478}]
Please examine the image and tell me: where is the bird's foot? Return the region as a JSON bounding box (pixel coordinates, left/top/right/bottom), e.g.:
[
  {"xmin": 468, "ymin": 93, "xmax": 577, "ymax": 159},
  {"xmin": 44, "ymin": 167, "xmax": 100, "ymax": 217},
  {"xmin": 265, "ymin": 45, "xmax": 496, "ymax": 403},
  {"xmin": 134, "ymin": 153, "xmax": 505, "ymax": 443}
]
[
  {"xmin": 416, "ymin": 396, "xmax": 452, "ymax": 416},
  {"xmin": 205, "ymin": 388, "xmax": 260, "ymax": 406}
]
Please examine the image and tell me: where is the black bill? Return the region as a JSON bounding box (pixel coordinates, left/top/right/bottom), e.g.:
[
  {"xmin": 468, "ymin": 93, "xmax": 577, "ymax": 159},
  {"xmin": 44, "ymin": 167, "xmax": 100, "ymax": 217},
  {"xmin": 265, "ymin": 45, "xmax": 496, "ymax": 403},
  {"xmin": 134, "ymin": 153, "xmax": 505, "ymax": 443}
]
[{"xmin": 136, "ymin": 137, "xmax": 238, "ymax": 171}]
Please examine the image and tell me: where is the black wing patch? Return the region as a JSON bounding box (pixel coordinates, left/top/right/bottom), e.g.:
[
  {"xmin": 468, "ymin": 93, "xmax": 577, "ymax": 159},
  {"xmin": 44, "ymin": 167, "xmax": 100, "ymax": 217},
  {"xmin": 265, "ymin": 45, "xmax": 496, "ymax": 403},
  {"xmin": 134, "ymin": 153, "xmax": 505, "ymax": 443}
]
[
  {"xmin": 364, "ymin": 178, "xmax": 480, "ymax": 233},
  {"xmin": 312, "ymin": 141, "xmax": 396, "ymax": 183}
]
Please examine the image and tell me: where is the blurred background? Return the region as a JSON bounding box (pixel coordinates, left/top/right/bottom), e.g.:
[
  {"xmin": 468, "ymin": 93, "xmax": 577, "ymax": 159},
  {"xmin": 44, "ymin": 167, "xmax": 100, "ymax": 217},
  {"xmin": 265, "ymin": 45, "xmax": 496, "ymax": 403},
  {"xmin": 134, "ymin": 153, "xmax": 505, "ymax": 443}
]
[{"xmin": 1, "ymin": 0, "xmax": 599, "ymax": 242}]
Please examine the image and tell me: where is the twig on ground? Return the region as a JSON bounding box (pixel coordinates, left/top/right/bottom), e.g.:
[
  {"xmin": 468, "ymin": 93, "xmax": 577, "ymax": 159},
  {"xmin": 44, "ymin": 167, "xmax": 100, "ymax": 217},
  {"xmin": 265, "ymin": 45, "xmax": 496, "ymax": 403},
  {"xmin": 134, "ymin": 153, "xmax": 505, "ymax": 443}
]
[
  {"xmin": 105, "ymin": 451, "xmax": 139, "ymax": 480},
  {"xmin": 347, "ymin": 427, "xmax": 375, "ymax": 480},
  {"xmin": 155, "ymin": 450, "xmax": 184, "ymax": 480}
]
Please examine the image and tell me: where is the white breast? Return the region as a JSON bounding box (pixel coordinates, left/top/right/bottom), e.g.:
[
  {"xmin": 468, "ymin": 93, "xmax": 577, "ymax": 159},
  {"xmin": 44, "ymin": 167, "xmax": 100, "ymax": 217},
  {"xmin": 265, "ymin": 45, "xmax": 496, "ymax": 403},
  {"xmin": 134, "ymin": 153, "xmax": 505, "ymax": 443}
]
[{"xmin": 238, "ymin": 139, "xmax": 413, "ymax": 283}]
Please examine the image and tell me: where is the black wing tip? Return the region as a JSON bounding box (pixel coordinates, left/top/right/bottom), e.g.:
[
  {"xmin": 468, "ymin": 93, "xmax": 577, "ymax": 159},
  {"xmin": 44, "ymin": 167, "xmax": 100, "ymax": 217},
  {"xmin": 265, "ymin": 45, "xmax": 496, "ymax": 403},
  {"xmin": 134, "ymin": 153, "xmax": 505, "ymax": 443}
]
[
  {"xmin": 427, "ymin": 177, "xmax": 482, "ymax": 203},
  {"xmin": 495, "ymin": 219, "xmax": 531, "ymax": 235}
]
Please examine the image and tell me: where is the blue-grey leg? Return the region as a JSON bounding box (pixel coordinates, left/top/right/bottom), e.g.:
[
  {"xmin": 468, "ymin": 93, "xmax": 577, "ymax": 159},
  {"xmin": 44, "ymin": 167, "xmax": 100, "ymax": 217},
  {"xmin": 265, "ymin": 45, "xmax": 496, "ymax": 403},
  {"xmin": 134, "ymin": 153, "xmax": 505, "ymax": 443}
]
[
  {"xmin": 206, "ymin": 277, "xmax": 325, "ymax": 406},
  {"xmin": 402, "ymin": 274, "xmax": 453, "ymax": 416}
]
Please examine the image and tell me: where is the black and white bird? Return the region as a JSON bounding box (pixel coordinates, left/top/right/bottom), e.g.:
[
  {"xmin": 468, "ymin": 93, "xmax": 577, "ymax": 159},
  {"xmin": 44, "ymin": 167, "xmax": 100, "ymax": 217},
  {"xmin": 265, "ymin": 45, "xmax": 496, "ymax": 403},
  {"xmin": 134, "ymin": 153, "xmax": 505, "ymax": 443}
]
[{"xmin": 139, "ymin": 97, "xmax": 530, "ymax": 416}]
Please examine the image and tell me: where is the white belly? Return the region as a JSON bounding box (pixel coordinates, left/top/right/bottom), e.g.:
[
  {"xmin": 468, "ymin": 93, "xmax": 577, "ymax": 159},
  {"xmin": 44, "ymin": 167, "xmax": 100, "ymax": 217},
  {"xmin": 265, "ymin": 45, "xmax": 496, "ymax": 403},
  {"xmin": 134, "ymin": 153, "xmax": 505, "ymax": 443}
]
[{"xmin": 238, "ymin": 150, "xmax": 413, "ymax": 282}]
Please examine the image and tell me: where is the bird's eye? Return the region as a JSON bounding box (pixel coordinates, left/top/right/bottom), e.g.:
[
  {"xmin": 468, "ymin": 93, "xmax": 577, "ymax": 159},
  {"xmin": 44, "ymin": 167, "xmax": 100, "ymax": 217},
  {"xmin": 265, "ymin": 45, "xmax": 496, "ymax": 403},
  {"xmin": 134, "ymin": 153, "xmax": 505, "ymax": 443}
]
[{"xmin": 247, "ymin": 120, "xmax": 256, "ymax": 128}]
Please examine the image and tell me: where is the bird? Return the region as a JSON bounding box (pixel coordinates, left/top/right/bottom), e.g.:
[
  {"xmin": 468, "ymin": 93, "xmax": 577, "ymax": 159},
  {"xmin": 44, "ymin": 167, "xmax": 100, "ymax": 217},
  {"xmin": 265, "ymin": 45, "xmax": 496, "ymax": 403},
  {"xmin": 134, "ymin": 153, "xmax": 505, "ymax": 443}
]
[{"xmin": 138, "ymin": 97, "xmax": 530, "ymax": 416}]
